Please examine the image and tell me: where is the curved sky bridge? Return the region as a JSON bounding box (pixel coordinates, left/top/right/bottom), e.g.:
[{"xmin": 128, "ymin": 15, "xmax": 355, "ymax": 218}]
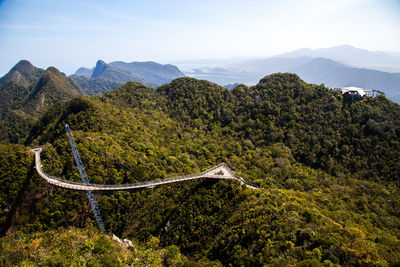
[{"xmin": 31, "ymin": 147, "xmax": 258, "ymax": 191}]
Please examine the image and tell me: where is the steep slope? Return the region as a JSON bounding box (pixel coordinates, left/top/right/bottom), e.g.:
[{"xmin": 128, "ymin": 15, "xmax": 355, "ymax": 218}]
[
  {"xmin": 0, "ymin": 61, "xmax": 43, "ymax": 143},
  {"xmin": 0, "ymin": 63, "xmax": 84, "ymax": 143},
  {"xmin": 0, "ymin": 60, "xmax": 43, "ymax": 115},
  {"xmin": 0, "ymin": 60, "xmax": 43, "ymax": 87},
  {"xmin": 24, "ymin": 67, "xmax": 82, "ymax": 115}
]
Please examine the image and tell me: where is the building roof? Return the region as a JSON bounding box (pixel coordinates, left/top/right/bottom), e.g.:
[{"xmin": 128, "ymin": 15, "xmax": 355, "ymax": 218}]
[{"xmin": 340, "ymin": 86, "xmax": 366, "ymax": 96}]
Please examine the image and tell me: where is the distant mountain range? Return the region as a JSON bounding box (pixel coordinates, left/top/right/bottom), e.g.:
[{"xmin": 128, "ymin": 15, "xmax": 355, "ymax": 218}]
[
  {"xmin": 179, "ymin": 45, "xmax": 400, "ymax": 103},
  {"xmin": 290, "ymin": 58, "xmax": 400, "ymax": 102},
  {"xmin": 70, "ymin": 60, "xmax": 185, "ymax": 95},
  {"xmin": 0, "ymin": 59, "xmax": 185, "ymax": 143},
  {"xmin": 278, "ymin": 45, "xmax": 400, "ymax": 73}
]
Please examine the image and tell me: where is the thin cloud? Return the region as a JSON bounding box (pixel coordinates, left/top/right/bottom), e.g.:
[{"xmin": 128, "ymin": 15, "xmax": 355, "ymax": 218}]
[
  {"xmin": 80, "ymin": 1, "xmax": 190, "ymax": 32},
  {"xmin": 0, "ymin": 24, "xmax": 49, "ymax": 30},
  {"xmin": 81, "ymin": 2, "xmax": 143, "ymax": 22},
  {"xmin": 0, "ymin": 23, "xmax": 113, "ymax": 32}
]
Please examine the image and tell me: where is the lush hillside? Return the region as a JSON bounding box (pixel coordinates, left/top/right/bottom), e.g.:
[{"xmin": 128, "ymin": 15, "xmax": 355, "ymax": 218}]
[
  {"xmin": 0, "ymin": 227, "xmax": 209, "ymax": 266},
  {"xmin": 157, "ymin": 74, "xmax": 400, "ymax": 183},
  {"xmin": 2, "ymin": 73, "xmax": 400, "ymax": 265},
  {"xmin": 25, "ymin": 67, "xmax": 82, "ymax": 115},
  {"xmin": 0, "ymin": 61, "xmax": 85, "ymax": 144},
  {"xmin": 0, "ymin": 60, "xmax": 43, "ymax": 115}
]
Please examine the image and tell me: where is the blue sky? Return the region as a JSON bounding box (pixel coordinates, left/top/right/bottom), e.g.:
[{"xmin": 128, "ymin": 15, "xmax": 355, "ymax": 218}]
[{"xmin": 0, "ymin": 0, "xmax": 399, "ymax": 75}]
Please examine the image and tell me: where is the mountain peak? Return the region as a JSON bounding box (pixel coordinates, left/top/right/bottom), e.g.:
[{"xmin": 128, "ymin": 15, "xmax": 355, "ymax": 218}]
[
  {"xmin": 331, "ymin": 44, "xmax": 355, "ymax": 49},
  {"xmin": 75, "ymin": 67, "xmax": 93, "ymax": 77},
  {"xmin": 97, "ymin": 59, "xmax": 107, "ymax": 65},
  {"xmin": 258, "ymin": 72, "xmax": 303, "ymax": 85},
  {"xmin": 45, "ymin": 66, "xmax": 63, "ymax": 75},
  {"xmin": 10, "ymin": 60, "xmax": 35, "ymax": 76},
  {"xmin": 318, "ymin": 44, "xmax": 361, "ymax": 54},
  {"xmin": 2, "ymin": 60, "xmax": 43, "ymax": 87},
  {"xmin": 27, "ymin": 65, "xmax": 80, "ymax": 111},
  {"xmin": 91, "ymin": 60, "xmax": 108, "ymax": 78}
]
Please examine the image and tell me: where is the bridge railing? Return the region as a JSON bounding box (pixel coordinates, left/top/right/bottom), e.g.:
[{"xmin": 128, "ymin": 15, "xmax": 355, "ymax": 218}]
[
  {"xmin": 38, "ymin": 151, "xmax": 245, "ymax": 190},
  {"xmin": 40, "ymin": 168, "xmax": 241, "ymax": 189}
]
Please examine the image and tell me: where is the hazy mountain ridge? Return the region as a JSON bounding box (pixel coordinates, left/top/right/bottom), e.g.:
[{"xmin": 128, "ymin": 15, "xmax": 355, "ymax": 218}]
[
  {"xmin": 109, "ymin": 61, "xmax": 184, "ymax": 85},
  {"xmin": 70, "ymin": 60, "xmax": 153, "ymax": 95},
  {"xmin": 91, "ymin": 60, "xmax": 146, "ymax": 83},
  {"xmin": 68, "ymin": 74, "xmax": 122, "ymax": 96},
  {"xmin": 279, "ymin": 45, "xmax": 400, "ymax": 72},
  {"xmin": 181, "ymin": 47, "xmax": 400, "ymax": 103},
  {"xmin": 70, "ymin": 60, "xmax": 185, "ymax": 94},
  {"xmin": 75, "ymin": 67, "xmax": 93, "ymax": 77},
  {"xmin": 291, "ymin": 57, "xmax": 400, "ymax": 102}
]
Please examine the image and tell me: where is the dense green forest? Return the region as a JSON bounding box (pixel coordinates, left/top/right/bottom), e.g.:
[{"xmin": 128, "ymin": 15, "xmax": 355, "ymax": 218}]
[{"xmin": 1, "ymin": 73, "xmax": 400, "ymax": 266}]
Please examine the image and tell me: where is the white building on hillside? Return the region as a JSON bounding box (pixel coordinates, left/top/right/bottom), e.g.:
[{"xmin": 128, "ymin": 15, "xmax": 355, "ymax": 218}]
[
  {"xmin": 339, "ymin": 87, "xmax": 367, "ymax": 96},
  {"xmin": 334, "ymin": 87, "xmax": 384, "ymax": 98}
]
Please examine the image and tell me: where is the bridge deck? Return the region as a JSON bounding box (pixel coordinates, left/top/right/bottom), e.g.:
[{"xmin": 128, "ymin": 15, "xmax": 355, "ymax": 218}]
[{"xmin": 31, "ymin": 148, "xmax": 257, "ymax": 191}]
